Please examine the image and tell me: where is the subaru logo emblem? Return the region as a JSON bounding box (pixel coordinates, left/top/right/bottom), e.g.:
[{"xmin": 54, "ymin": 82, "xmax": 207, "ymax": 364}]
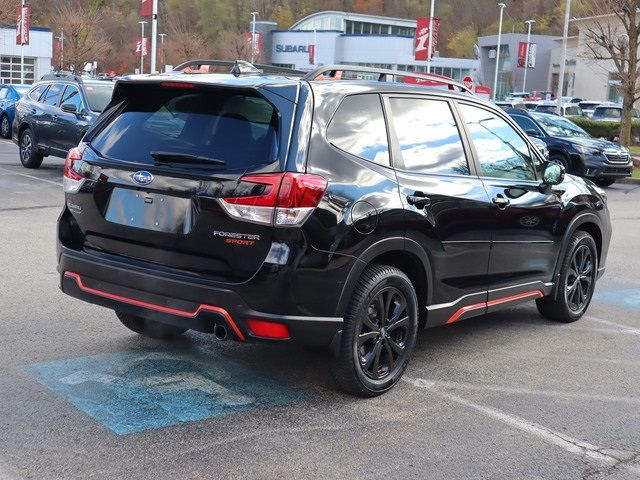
[{"xmin": 131, "ymin": 171, "xmax": 154, "ymax": 186}]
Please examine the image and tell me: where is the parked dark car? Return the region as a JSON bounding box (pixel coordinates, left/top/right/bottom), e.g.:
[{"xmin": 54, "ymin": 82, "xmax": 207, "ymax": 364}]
[
  {"xmin": 12, "ymin": 73, "xmax": 115, "ymax": 168},
  {"xmin": 505, "ymin": 107, "xmax": 632, "ymax": 187},
  {"xmin": 0, "ymin": 84, "xmax": 29, "ymax": 139},
  {"xmin": 57, "ymin": 62, "xmax": 611, "ymax": 396}
]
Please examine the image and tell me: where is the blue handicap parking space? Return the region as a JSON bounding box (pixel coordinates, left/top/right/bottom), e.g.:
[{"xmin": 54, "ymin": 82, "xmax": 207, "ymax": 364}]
[
  {"xmin": 594, "ymin": 288, "xmax": 640, "ymax": 310},
  {"xmin": 25, "ymin": 349, "xmax": 306, "ymax": 435}
]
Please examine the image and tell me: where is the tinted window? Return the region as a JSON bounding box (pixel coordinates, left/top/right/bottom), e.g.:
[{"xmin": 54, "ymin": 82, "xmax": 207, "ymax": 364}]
[
  {"xmin": 565, "ymin": 106, "xmax": 582, "ymax": 116},
  {"xmin": 83, "ymin": 84, "xmax": 114, "ymax": 112},
  {"xmin": 91, "ymin": 86, "xmax": 279, "ymax": 169},
  {"xmin": 389, "ymin": 97, "xmax": 469, "ymax": 175},
  {"xmin": 29, "ymin": 85, "xmax": 46, "ymax": 101},
  {"xmin": 41, "ymin": 84, "xmax": 63, "ymax": 106},
  {"xmin": 327, "ymin": 94, "xmax": 389, "ymax": 166},
  {"xmin": 60, "ymin": 85, "xmax": 83, "ymax": 111},
  {"xmin": 593, "ymin": 107, "xmax": 621, "ymax": 118},
  {"xmin": 459, "ymin": 104, "xmax": 536, "ymax": 181}
]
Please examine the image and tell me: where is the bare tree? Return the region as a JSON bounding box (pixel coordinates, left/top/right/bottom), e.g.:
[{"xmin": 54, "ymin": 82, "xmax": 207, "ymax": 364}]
[
  {"xmin": 50, "ymin": 3, "xmax": 112, "ymax": 73},
  {"xmin": 582, "ymin": 0, "xmax": 640, "ymax": 146},
  {"xmin": 0, "ymin": 0, "xmax": 19, "ymax": 25},
  {"xmin": 216, "ymin": 31, "xmax": 260, "ymax": 62}
]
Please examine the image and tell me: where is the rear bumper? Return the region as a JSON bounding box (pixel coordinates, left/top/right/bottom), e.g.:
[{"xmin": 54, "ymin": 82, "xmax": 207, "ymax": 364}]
[{"xmin": 58, "ymin": 247, "xmax": 343, "ymax": 345}]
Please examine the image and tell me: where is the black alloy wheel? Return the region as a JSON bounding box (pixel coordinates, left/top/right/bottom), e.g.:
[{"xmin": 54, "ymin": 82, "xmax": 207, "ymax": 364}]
[
  {"xmin": 566, "ymin": 244, "xmax": 594, "ymax": 312},
  {"xmin": 357, "ymin": 286, "xmax": 410, "ymax": 380}
]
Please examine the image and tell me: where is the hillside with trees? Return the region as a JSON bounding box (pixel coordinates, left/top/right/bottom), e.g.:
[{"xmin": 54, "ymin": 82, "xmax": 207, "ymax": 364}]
[{"xmin": 3, "ymin": 0, "xmax": 597, "ymax": 73}]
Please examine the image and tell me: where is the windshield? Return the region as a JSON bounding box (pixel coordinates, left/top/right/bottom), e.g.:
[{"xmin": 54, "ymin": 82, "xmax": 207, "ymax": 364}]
[
  {"xmin": 532, "ymin": 113, "xmax": 591, "ymax": 138},
  {"xmin": 535, "ymin": 105, "xmax": 556, "ymax": 114},
  {"xmin": 84, "ymin": 84, "xmax": 114, "ymax": 112},
  {"xmin": 90, "ymin": 85, "xmax": 279, "ymax": 170}
]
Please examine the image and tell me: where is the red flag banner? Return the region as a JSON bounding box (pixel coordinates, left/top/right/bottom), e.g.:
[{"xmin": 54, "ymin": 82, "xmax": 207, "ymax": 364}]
[
  {"xmin": 308, "ymin": 44, "xmax": 315, "ymax": 65},
  {"xmin": 135, "ymin": 36, "xmax": 148, "ymax": 57},
  {"xmin": 16, "ymin": 4, "xmax": 30, "ymax": 46},
  {"xmin": 140, "ymin": 0, "xmax": 152, "ymax": 17},
  {"xmin": 414, "ymin": 17, "xmax": 440, "ymax": 61}
]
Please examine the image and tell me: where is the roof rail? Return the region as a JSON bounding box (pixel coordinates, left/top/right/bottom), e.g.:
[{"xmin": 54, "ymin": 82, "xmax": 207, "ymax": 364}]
[
  {"xmin": 40, "ymin": 71, "xmax": 83, "ymax": 83},
  {"xmin": 172, "ymin": 59, "xmax": 306, "ymax": 76},
  {"xmin": 301, "ymin": 65, "xmax": 473, "ymax": 94}
]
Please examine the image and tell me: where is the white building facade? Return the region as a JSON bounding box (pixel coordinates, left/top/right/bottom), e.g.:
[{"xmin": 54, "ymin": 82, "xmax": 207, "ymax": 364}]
[
  {"xmin": 265, "ymin": 11, "xmax": 478, "ymax": 82},
  {"xmin": 0, "ymin": 25, "xmax": 52, "ymax": 85}
]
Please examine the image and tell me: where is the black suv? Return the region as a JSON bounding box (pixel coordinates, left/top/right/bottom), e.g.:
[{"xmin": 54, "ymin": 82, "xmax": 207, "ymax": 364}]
[
  {"xmin": 12, "ymin": 72, "xmax": 115, "ymax": 169},
  {"xmin": 57, "ymin": 62, "xmax": 611, "ymax": 396},
  {"xmin": 505, "ymin": 107, "xmax": 632, "ymax": 187}
]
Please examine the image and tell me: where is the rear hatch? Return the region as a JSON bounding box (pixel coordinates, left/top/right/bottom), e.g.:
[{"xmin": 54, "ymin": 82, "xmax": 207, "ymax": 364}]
[{"xmin": 67, "ymin": 80, "xmax": 297, "ymax": 282}]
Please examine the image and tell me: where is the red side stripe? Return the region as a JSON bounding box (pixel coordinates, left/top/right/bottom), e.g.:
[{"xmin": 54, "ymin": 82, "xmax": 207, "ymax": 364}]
[
  {"xmin": 64, "ymin": 271, "xmax": 246, "ymax": 341},
  {"xmin": 445, "ymin": 290, "xmax": 544, "ymax": 325}
]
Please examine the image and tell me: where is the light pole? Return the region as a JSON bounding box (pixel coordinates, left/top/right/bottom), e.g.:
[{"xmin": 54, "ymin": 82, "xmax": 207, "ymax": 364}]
[
  {"xmin": 557, "ymin": 0, "xmax": 571, "ymax": 115},
  {"xmin": 56, "ymin": 28, "xmax": 64, "ymax": 71},
  {"xmin": 250, "ymin": 11, "xmax": 258, "ymax": 63},
  {"xmin": 150, "ymin": 0, "xmax": 158, "ymax": 73},
  {"xmin": 426, "ymin": 0, "xmax": 435, "ymax": 74},
  {"xmin": 139, "ymin": 21, "xmax": 147, "ymax": 74},
  {"xmin": 522, "ymin": 19, "xmax": 535, "ymax": 93},
  {"xmin": 159, "ymin": 33, "xmax": 167, "ymax": 72},
  {"xmin": 492, "ymin": 2, "xmax": 507, "ymax": 100}
]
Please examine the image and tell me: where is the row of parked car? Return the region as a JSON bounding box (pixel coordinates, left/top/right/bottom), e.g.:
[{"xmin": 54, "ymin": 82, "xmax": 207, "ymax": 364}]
[
  {"xmin": 0, "ymin": 71, "xmax": 634, "ymax": 188},
  {"xmin": 496, "ymin": 92, "xmax": 640, "ymax": 121}
]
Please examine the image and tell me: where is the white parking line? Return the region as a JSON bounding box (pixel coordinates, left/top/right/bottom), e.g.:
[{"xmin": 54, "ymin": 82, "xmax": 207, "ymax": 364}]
[
  {"xmin": 405, "ymin": 378, "xmax": 640, "ymax": 405},
  {"xmin": 585, "ymin": 316, "xmax": 640, "ymax": 335},
  {"xmin": 0, "ymin": 459, "xmax": 22, "ymax": 480},
  {"xmin": 403, "ymin": 376, "xmax": 640, "ymax": 474},
  {"xmin": 0, "ymin": 166, "xmax": 62, "ymax": 187}
]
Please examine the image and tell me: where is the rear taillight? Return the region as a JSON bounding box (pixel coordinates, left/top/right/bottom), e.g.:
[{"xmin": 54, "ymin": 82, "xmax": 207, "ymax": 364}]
[
  {"xmin": 63, "ymin": 147, "xmax": 85, "ymax": 193},
  {"xmin": 219, "ymin": 172, "xmax": 327, "ymax": 226}
]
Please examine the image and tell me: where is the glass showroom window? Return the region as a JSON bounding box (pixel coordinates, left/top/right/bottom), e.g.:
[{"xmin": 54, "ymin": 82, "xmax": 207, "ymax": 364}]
[{"xmin": 0, "ymin": 56, "xmax": 35, "ymax": 84}]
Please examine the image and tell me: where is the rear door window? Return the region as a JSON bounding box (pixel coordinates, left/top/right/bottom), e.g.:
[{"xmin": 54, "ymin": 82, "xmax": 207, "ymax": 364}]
[
  {"xmin": 90, "ymin": 85, "xmax": 279, "ymax": 170},
  {"xmin": 41, "ymin": 84, "xmax": 64, "ymax": 107},
  {"xmin": 327, "ymin": 94, "xmax": 389, "ymax": 166},
  {"xmin": 387, "ymin": 97, "xmax": 469, "ymax": 175}
]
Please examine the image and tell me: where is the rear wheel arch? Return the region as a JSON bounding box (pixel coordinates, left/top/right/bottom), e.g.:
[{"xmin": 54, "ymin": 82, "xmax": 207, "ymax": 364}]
[{"xmin": 335, "ymin": 238, "xmax": 433, "ymax": 322}]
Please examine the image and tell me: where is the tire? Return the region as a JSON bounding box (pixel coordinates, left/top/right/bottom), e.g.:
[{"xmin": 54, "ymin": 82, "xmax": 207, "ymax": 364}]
[
  {"xmin": 333, "ymin": 264, "xmax": 419, "ymax": 397},
  {"xmin": 19, "ymin": 128, "xmax": 43, "ymax": 169},
  {"xmin": 0, "ymin": 115, "xmax": 10, "ymax": 139},
  {"xmin": 549, "ymin": 153, "xmax": 570, "ymax": 173},
  {"xmin": 115, "ymin": 311, "xmax": 188, "ymax": 339},
  {"xmin": 594, "ymin": 178, "xmax": 616, "ymax": 187},
  {"xmin": 536, "ymin": 231, "xmax": 598, "ymax": 323}
]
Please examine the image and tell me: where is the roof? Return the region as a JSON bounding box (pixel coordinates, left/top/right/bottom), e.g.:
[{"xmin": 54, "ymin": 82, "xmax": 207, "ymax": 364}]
[{"xmin": 290, "ymin": 10, "xmax": 416, "ymax": 30}]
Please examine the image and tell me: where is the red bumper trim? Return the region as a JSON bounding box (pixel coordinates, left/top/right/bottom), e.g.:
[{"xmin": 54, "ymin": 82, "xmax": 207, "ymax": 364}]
[
  {"xmin": 445, "ymin": 290, "xmax": 544, "ymax": 325},
  {"xmin": 63, "ymin": 271, "xmax": 246, "ymax": 341}
]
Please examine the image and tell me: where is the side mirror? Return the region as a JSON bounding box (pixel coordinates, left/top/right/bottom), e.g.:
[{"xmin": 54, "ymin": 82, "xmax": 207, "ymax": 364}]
[
  {"xmin": 525, "ymin": 129, "xmax": 542, "ymax": 138},
  {"xmin": 61, "ymin": 103, "xmax": 78, "ymax": 114},
  {"xmin": 542, "ymin": 162, "xmax": 565, "ymax": 187}
]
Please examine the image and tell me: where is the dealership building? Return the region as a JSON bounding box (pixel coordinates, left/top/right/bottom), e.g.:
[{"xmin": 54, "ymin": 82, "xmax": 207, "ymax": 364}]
[
  {"xmin": 253, "ymin": 11, "xmax": 478, "ymax": 82},
  {"xmin": 0, "ymin": 25, "xmax": 52, "ymax": 84}
]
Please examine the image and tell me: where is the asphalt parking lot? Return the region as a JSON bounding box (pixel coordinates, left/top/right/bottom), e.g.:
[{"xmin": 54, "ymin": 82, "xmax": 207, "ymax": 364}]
[{"xmin": 0, "ymin": 138, "xmax": 639, "ymax": 479}]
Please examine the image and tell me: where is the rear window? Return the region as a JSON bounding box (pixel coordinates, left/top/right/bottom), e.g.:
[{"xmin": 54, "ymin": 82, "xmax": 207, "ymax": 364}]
[
  {"xmin": 90, "ymin": 85, "xmax": 279, "ymax": 169},
  {"xmin": 83, "ymin": 85, "xmax": 114, "ymax": 112},
  {"xmin": 593, "ymin": 107, "xmax": 621, "ymax": 118}
]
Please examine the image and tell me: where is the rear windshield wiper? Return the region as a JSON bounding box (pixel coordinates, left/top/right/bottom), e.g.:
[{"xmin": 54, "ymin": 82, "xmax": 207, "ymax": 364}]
[{"xmin": 150, "ymin": 151, "xmax": 226, "ymax": 166}]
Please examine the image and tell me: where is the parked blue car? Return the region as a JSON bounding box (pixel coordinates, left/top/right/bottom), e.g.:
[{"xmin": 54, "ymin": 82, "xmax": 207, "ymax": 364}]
[{"xmin": 0, "ymin": 84, "xmax": 29, "ymax": 138}]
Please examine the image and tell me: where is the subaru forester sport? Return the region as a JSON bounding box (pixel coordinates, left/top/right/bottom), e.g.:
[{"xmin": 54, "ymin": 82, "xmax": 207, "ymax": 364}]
[{"xmin": 57, "ymin": 62, "xmax": 611, "ymax": 396}]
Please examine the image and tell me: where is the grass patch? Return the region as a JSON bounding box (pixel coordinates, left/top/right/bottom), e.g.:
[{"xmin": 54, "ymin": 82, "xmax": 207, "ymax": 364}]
[
  {"xmin": 629, "ymin": 146, "xmax": 640, "ymax": 155},
  {"xmin": 633, "ymin": 168, "xmax": 640, "ymax": 179}
]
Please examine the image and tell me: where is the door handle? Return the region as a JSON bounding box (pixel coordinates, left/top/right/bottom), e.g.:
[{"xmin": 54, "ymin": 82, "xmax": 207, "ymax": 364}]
[
  {"xmin": 492, "ymin": 195, "xmax": 510, "ymax": 208},
  {"xmin": 30, "ymin": 109, "xmax": 36, "ymax": 114},
  {"xmin": 406, "ymin": 191, "xmax": 431, "ymax": 209}
]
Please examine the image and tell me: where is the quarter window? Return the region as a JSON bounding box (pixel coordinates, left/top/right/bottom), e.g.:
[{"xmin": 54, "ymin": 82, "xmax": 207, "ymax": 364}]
[
  {"xmin": 511, "ymin": 114, "xmax": 544, "ymax": 137},
  {"xmin": 459, "ymin": 104, "xmax": 536, "ymax": 181},
  {"xmin": 327, "ymin": 94, "xmax": 390, "ymax": 166},
  {"xmin": 28, "ymin": 85, "xmax": 46, "ymax": 101},
  {"xmin": 388, "ymin": 97, "xmax": 469, "ymax": 175},
  {"xmin": 41, "ymin": 84, "xmax": 63, "ymax": 107}
]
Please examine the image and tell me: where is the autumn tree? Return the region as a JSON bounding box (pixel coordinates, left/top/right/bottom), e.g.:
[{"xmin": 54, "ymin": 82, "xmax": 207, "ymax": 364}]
[
  {"xmin": 0, "ymin": 0, "xmax": 19, "ymax": 24},
  {"xmin": 49, "ymin": 2, "xmax": 112, "ymax": 72},
  {"xmin": 582, "ymin": 0, "xmax": 640, "ymax": 146}
]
